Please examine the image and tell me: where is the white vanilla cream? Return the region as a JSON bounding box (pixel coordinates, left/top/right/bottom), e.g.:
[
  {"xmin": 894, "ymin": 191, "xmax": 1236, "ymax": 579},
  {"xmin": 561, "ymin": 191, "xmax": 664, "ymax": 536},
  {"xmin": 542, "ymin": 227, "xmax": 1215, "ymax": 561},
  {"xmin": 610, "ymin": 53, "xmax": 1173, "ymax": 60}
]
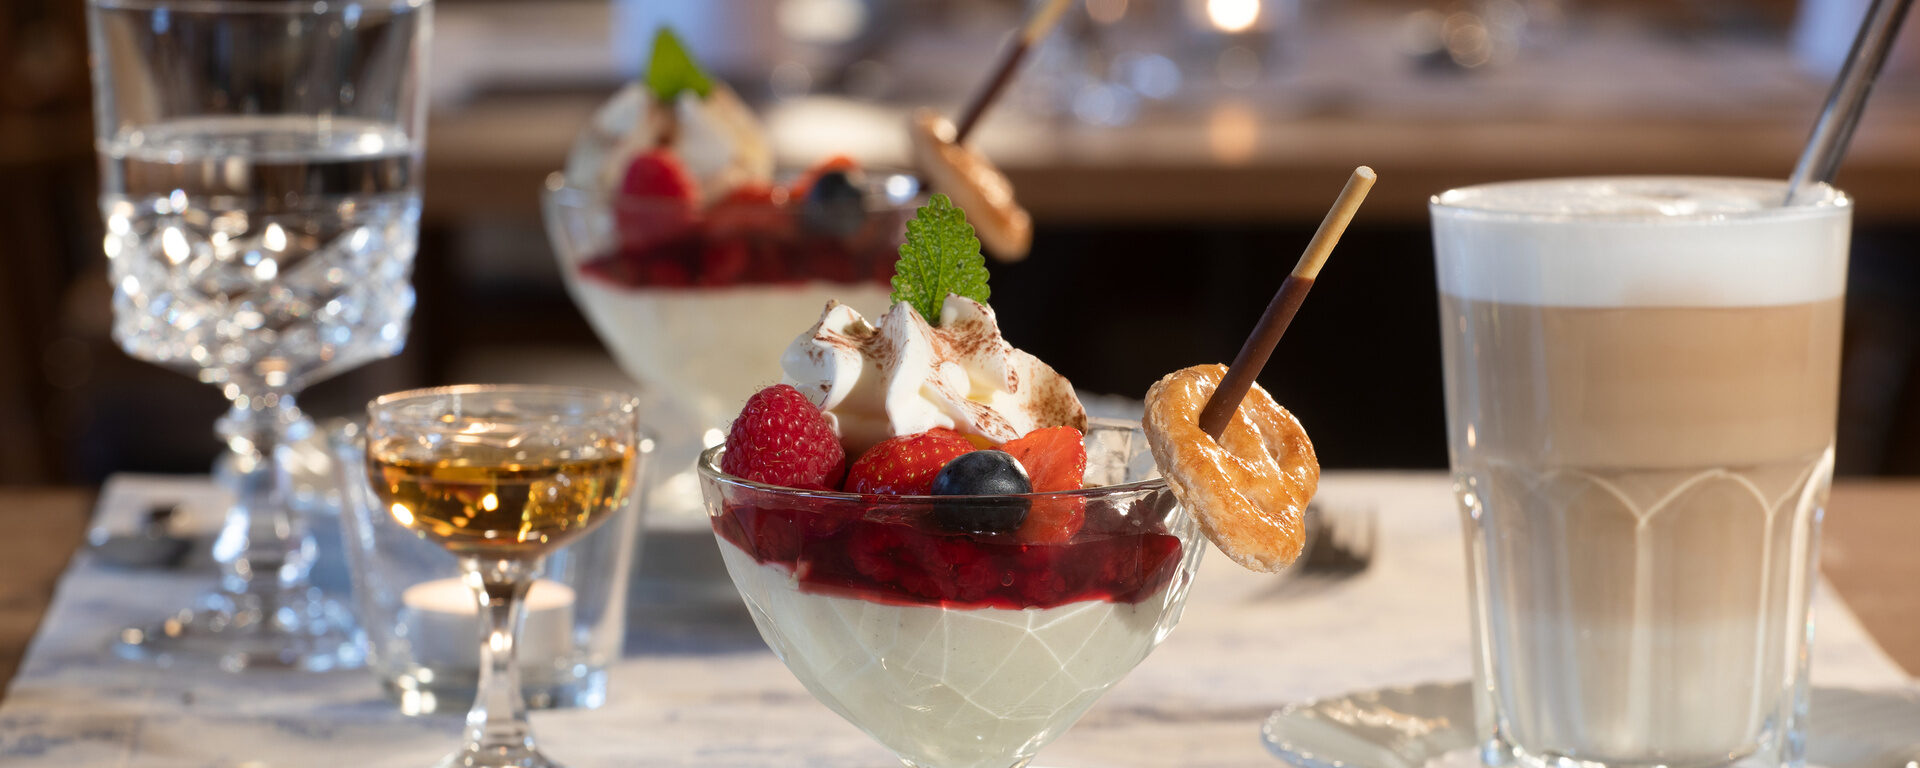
[{"xmin": 779, "ymin": 296, "xmax": 1085, "ymax": 455}]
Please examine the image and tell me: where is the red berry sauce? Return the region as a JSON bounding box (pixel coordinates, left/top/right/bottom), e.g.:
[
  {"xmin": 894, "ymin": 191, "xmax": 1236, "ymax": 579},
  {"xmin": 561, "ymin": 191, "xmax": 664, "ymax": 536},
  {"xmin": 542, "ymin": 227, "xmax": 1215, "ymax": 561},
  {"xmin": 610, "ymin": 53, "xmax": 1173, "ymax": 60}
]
[
  {"xmin": 711, "ymin": 497, "xmax": 1185, "ymax": 610},
  {"xmin": 580, "ymin": 196, "xmax": 906, "ymax": 290}
]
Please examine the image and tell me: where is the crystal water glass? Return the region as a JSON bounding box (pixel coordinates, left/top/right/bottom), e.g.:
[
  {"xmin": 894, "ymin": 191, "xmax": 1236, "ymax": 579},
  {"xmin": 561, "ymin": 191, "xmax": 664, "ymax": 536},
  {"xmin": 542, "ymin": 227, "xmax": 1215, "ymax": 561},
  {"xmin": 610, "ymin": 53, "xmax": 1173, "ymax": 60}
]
[{"xmin": 87, "ymin": 0, "xmax": 433, "ymax": 670}]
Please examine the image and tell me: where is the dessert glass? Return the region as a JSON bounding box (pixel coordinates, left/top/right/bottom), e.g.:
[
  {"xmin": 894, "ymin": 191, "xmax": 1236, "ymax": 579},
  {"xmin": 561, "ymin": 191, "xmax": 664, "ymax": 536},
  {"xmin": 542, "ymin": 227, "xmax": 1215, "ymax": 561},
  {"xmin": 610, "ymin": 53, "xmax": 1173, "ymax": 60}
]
[
  {"xmin": 697, "ymin": 420, "xmax": 1203, "ymax": 768},
  {"xmin": 543, "ymin": 174, "xmax": 920, "ymax": 527}
]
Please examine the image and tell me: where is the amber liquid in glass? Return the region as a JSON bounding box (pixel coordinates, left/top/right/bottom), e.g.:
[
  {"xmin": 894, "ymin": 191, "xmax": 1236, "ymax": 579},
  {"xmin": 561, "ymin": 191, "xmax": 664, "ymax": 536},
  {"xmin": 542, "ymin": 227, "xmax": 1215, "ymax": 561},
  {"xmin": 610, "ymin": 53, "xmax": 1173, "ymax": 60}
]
[{"xmin": 368, "ymin": 440, "xmax": 632, "ymax": 559}]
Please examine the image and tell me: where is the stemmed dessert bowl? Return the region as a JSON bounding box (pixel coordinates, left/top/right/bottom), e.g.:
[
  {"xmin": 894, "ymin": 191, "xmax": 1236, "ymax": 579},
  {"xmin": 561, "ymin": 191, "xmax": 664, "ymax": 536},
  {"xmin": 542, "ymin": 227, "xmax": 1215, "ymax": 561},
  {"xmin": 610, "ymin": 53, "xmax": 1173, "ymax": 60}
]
[{"xmin": 698, "ymin": 420, "xmax": 1203, "ymax": 768}]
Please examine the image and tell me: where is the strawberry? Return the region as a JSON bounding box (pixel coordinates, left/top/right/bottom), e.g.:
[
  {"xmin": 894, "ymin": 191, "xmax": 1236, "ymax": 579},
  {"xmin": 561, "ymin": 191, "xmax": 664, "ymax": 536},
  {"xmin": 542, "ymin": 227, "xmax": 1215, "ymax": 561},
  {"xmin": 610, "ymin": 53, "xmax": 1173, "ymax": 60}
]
[
  {"xmin": 1017, "ymin": 497, "xmax": 1085, "ymax": 544},
  {"xmin": 719, "ymin": 184, "xmax": 785, "ymax": 206},
  {"xmin": 844, "ymin": 429, "xmax": 974, "ymax": 495},
  {"xmin": 722, "ymin": 385, "xmax": 846, "ymax": 490},
  {"xmin": 998, "ymin": 427, "xmax": 1087, "ymax": 492},
  {"xmin": 788, "ymin": 154, "xmax": 860, "ymax": 198},
  {"xmin": 999, "ymin": 426, "xmax": 1088, "ymax": 543},
  {"xmin": 707, "ymin": 184, "xmax": 790, "ymax": 240}
]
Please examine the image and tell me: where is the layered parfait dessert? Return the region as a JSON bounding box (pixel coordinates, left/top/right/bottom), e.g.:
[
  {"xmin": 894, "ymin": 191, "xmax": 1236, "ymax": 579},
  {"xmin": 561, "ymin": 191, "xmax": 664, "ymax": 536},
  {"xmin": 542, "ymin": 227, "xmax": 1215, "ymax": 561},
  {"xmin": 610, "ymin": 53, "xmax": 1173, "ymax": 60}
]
[
  {"xmin": 699, "ymin": 195, "xmax": 1205, "ymax": 768},
  {"xmin": 546, "ymin": 29, "xmax": 914, "ymax": 416},
  {"xmin": 681, "ymin": 32, "xmax": 1329, "ymax": 759}
]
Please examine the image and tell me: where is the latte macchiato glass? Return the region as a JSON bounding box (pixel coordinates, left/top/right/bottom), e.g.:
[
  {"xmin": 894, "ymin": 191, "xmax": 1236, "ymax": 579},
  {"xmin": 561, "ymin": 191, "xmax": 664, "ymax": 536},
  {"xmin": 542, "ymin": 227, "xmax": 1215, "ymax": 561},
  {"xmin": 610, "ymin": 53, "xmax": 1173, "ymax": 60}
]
[{"xmin": 1432, "ymin": 177, "xmax": 1850, "ymax": 768}]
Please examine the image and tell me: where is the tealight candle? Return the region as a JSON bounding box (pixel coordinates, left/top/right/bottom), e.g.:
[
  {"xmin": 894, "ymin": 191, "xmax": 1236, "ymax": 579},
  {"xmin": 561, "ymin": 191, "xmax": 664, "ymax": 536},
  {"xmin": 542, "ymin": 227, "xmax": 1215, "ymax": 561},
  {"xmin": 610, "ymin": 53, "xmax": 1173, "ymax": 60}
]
[{"xmin": 401, "ymin": 577, "xmax": 577, "ymax": 669}]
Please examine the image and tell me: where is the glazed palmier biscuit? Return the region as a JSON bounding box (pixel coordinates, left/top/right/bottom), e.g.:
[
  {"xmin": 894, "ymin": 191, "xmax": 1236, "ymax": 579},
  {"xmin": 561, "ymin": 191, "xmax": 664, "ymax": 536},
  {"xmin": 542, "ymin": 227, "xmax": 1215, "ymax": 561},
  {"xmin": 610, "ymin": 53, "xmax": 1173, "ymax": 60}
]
[{"xmin": 1143, "ymin": 364, "xmax": 1318, "ymax": 572}]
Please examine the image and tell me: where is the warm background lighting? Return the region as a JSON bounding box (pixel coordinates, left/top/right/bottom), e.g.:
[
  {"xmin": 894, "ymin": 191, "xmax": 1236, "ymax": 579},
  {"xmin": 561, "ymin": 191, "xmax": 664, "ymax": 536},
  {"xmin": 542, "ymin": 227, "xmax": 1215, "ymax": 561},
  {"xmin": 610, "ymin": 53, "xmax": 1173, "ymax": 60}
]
[{"xmin": 1205, "ymin": 0, "xmax": 1261, "ymax": 33}]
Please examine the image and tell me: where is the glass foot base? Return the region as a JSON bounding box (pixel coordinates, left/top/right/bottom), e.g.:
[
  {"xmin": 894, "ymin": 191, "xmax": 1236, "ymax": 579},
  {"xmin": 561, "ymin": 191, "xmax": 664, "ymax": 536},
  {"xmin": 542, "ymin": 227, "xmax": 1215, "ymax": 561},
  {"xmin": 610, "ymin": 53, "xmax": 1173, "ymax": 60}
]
[
  {"xmin": 112, "ymin": 587, "xmax": 363, "ymax": 672},
  {"xmin": 433, "ymin": 747, "xmax": 563, "ymax": 768},
  {"xmin": 1484, "ymin": 737, "xmax": 1800, "ymax": 768}
]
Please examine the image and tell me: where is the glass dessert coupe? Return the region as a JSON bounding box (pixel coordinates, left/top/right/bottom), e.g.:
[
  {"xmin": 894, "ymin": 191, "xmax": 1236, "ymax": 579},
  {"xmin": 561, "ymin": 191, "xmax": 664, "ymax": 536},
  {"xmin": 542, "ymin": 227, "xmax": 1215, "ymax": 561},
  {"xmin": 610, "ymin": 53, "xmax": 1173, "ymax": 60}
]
[
  {"xmin": 698, "ymin": 420, "xmax": 1203, "ymax": 768},
  {"xmin": 543, "ymin": 172, "xmax": 921, "ymax": 523}
]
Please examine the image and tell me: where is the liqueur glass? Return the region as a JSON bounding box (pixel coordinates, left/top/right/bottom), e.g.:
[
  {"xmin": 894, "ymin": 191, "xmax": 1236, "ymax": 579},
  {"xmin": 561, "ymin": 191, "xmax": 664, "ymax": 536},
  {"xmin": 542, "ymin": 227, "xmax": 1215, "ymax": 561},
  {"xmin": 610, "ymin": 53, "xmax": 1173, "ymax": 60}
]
[{"xmin": 365, "ymin": 385, "xmax": 645, "ymax": 768}]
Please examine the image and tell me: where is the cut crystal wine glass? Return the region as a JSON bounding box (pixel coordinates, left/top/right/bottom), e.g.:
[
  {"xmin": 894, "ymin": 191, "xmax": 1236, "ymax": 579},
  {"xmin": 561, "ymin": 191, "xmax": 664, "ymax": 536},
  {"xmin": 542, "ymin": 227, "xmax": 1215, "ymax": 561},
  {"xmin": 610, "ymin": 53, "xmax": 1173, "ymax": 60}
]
[{"xmin": 87, "ymin": 0, "xmax": 432, "ymax": 670}]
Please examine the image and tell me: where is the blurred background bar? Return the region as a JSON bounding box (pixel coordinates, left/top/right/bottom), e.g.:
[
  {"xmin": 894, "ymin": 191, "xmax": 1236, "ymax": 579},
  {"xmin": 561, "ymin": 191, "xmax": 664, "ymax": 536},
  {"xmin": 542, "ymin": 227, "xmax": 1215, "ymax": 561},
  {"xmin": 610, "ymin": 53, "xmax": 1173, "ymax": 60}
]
[{"xmin": 6, "ymin": 0, "xmax": 1919, "ymax": 485}]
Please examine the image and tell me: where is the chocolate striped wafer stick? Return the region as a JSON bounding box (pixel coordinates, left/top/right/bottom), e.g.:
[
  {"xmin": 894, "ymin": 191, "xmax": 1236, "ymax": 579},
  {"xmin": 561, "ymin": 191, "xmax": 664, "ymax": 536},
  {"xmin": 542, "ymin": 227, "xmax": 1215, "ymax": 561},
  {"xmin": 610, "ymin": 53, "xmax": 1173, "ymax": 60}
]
[{"xmin": 1198, "ymin": 167, "xmax": 1376, "ymax": 439}]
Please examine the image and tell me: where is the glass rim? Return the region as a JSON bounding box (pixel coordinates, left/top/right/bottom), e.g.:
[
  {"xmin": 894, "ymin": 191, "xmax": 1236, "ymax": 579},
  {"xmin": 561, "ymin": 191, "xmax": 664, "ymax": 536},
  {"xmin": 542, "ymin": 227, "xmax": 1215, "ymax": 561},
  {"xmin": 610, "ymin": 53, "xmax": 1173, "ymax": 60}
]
[
  {"xmin": 541, "ymin": 171, "xmax": 928, "ymax": 215},
  {"xmin": 697, "ymin": 444, "xmax": 1171, "ymax": 502},
  {"xmin": 368, "ymin": 383, "xmax": 641, "ymax": 424},
  {"xmin": 88, "ymin": 0, "xmax": 429, "ymax": 15},
  {"xmin": 1428, "ymin": 176, "xmax": 1851, "ymax": 225}
]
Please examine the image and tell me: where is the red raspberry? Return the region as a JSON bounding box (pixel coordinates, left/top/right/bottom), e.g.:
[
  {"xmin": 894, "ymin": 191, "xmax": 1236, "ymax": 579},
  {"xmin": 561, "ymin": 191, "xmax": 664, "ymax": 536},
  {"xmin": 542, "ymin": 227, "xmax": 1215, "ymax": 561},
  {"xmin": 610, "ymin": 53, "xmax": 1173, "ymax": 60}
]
[
  {"xmin": 579, "ymin": 252, "xmax": 640, "ymax": 288},
  {"xmin": 742, "ymin": 507, "xmax": 804, "ymax": 564},
  {"xmin": 744, "ymin": 238, "xmax": 790, "ymax": 284},
  {"xmin": 696, "ymin": 239, "xmax": 749, "ymax": 286},
  {"xmin": 843, "ymin": 429, "xmax": 975, "ymax": 495},
  {"xmin": 619, "ymin": 148, "xmax": 700, "ymax": 201},
  {"xmin": 848, "ymin": 525, "xmax": 907, "ymax": 585},
  {"xmin": 867, "ymin": 243, "xmax": 897, "ymax": 286},
  {"xmin": 798, "ymin": 237, "xmax": 858, "ymax": 284},
  {"xmin": 615, "ymin": 149, "xmax": 700, "ymax": 251},
  {"xmin": 721, "ymin": 385, "xmax": 847, "ymax": 490},
  {"xmin": 640, "ymin": 259, "xmax": 692, "ymax": 287}
]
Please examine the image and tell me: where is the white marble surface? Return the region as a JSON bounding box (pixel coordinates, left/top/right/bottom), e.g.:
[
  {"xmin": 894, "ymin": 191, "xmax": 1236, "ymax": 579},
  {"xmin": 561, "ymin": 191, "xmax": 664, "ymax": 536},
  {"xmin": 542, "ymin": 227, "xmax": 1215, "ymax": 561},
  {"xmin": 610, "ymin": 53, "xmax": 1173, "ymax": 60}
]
[{"xmin": 1, "ymin": 472, "xmax": 1911, "ymax": 767}]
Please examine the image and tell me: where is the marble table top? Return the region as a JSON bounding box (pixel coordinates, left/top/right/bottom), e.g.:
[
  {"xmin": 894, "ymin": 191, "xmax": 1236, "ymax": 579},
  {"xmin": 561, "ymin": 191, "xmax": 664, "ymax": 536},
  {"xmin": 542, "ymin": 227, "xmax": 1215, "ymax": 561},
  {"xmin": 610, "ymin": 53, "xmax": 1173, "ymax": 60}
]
[{"xmin": 1, "ymin": 472, "xmax": 1911, "ymax": 767}]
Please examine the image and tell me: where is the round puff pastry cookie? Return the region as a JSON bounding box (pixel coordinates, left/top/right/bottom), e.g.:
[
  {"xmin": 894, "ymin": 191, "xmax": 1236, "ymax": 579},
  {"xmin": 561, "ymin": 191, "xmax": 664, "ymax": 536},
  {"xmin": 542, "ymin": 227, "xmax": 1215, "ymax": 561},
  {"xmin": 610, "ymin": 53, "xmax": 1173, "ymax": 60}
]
[
  {"xmin": 1143, "ymin": 364, "xmax": 1317, "ymax": 572},
  {"xmin": 907, "ymin": 108, "xmax": 1033, "ymax": 261}
]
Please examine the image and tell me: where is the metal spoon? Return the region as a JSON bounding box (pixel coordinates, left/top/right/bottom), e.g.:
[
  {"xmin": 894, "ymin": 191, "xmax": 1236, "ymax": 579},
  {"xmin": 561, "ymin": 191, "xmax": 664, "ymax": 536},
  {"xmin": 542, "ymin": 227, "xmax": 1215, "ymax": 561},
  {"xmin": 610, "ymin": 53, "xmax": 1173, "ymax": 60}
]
[{"xmin": 88, "ymin": 503, "xmax": 193, "ymax": 570}]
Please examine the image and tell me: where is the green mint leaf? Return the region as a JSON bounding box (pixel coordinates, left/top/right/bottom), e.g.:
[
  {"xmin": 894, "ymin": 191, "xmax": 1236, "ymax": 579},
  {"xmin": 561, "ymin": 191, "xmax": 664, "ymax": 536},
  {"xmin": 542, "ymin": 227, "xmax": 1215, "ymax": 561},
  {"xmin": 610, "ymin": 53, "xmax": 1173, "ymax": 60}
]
[
  {"xmin": 890, "ymin": 194, "xmax": 991, "ymax": 323},
  {"xmin": 646, "ymin": 28, "xmax": 713, "ymax": 103}
]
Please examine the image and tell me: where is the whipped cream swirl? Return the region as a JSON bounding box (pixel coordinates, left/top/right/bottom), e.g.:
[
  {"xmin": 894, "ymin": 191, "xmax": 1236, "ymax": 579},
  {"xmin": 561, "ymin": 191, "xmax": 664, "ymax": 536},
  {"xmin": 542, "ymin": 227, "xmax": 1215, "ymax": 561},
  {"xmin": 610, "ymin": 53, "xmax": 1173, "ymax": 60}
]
[{"xmin": 780, "ymin": 296, "xmax": 1086, "ymax": 455}]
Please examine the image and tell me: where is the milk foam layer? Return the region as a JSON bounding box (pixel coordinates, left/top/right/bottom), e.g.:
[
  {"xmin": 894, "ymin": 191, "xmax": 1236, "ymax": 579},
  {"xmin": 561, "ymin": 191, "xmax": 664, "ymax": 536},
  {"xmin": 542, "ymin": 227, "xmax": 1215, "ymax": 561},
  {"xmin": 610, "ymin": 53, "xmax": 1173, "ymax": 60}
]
[{"xmin": 1432, "ymin": 177, "xmax": 1850, "ymax": 307}]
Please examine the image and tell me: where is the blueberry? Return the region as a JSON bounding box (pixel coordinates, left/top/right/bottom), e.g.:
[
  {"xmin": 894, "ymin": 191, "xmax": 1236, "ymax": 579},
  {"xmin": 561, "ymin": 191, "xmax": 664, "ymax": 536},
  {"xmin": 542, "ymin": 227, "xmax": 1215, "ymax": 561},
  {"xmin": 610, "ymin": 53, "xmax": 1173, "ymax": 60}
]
[
  {"xmin": 800, "ymin": 170, "xmax": 868, "ymax": 237},
  {"xmin": 930, "ymin": 450, "xmax": 1031, "ymax": 534}
]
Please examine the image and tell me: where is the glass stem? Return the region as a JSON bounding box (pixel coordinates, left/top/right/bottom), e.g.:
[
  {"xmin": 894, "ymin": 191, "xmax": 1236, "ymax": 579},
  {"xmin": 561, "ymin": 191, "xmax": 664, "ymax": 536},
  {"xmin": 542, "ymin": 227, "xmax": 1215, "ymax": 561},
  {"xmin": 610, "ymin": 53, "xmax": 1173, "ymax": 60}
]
[
  {"xmin": 463, "ymin": 557, "xmax": 539, "ymax": 760},
  {"xmin": 212, "ymin": 388, "xmax": 315, "ymax": 602}
]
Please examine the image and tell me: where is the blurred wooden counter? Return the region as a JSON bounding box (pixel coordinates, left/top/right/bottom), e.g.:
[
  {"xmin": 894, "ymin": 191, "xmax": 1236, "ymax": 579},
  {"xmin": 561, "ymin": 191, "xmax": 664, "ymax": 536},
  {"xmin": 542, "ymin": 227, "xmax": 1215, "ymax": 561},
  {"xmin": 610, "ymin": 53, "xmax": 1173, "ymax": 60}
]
[
  {"xmin": 0, "ymin": 488, "xmax": 90, "ymax": 691},
  {"xmin": 1822, "ymin": 480, "xmax": 1920, "ymax": 677},
  {"xmin": 423, "ymin": 93, "xmax": 1920, "ymax": 227}
]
